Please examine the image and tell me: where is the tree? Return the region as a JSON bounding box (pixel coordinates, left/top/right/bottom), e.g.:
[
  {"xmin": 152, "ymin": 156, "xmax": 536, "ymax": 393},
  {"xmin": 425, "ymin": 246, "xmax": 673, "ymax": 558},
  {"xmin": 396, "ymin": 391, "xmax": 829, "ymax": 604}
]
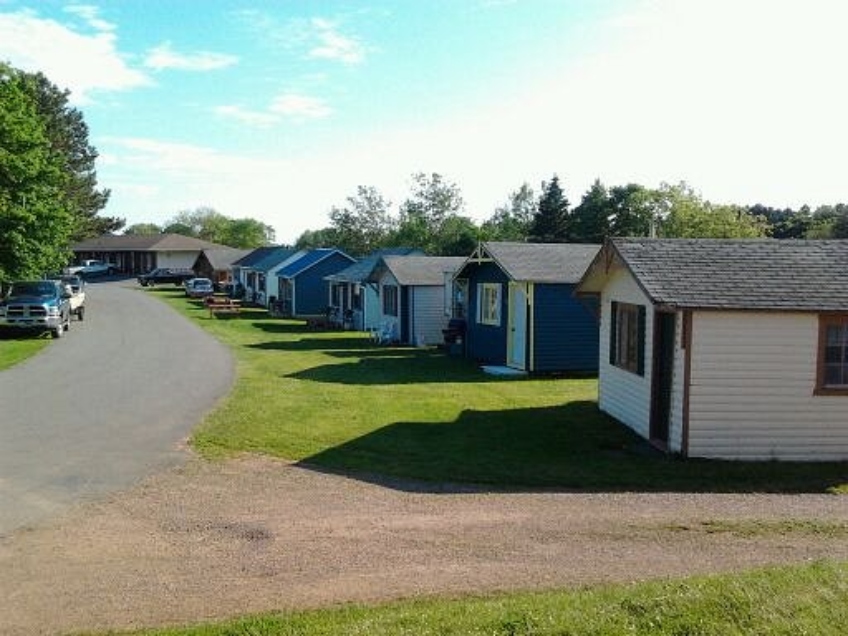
[
  {"xmin": 656, "ymin": 183, "xmax": 768, "ymax": 238},
  {"xmin": 608, "ymin": 184, "xmax": 656, "ymax": 237},
  {"xmin": 806, "ymin": 204, "xmax": 848, "ymax": 239},
  {"xmin": 159, "ymin": 208, "xmax": 274, "ymax": 247},
  {"xmin": 327, "ymin": 185, "xmax": 394, "ymax": 255},
  {"xmin": 123, "ymin": 223, "xmax": 162, "ymax": 236},
  {"xmin": 21, "ymin": 70, "xmax": 119, "ymax": 239},
  {"xmin": 295, "ymin": 227, "xmax": 340, "ymax": 249},
  {"xmin": 0, "ymin": 63, "xmax": 75, "ymax": 279},
  {"xmin": 570, "ymin": 179, "xmax": 611, "ymax": 243},
  {"xmin": 393, "ymin": 172, "xmax": 466, "ymax": 253},
  {"xmin": 529, "ymin": 175, "xmax": 570, "ymax": 242},
  {"xmin": 483, "ymin": 183, "xmax": 536, "ymax": 241},
  {"xmin": 747, "ymin": 204, "xmax": 809, "ymax": 239},
  {"xmin": 223, "ymin": 217, "xmax": 275, "ymax": 248}
]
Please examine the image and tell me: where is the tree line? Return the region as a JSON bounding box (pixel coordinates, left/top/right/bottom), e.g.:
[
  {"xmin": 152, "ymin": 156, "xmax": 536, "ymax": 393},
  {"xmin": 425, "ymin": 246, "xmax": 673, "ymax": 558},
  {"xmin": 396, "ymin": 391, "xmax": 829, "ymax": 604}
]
[
  {"xmin": 295, "ymin": 173, "xmax": 848, "ymax": 256},
  {"xmin": 123, "ymin": 207, "xmax": 275, "ymax": 248}
]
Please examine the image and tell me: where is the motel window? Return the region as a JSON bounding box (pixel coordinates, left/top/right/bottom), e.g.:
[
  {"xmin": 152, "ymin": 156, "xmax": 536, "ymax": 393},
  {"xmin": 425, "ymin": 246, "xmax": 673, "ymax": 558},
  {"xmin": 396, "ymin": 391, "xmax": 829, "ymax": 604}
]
[
  {"xmin": 383, "ymin": 285, "xmax": 399, "ymax": 317},
  {"xmin": 609, "ymin": 301, "xmax": 646, "ymax": 376},
  {"xmin": 477, "ymin": 283, "xmax": 501, "ymax": 326},
  {"xmin": 817, "ymin": 315, "xmax": 848, "ymax": 395}
]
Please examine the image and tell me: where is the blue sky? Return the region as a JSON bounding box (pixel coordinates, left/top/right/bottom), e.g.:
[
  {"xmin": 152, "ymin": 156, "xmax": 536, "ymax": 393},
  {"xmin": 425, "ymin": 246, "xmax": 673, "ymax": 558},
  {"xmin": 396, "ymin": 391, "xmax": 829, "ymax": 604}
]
[{"xmin": 1, "ymin": 1, "xmax": 846, "ymax": 243}]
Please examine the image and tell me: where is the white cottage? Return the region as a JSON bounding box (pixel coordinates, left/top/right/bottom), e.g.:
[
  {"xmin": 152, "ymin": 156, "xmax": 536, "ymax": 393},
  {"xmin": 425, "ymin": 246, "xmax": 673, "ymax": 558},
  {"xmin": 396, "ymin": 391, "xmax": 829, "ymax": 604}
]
[
  {"xmin": 575, "ymin": 238, "xmax": 848, "ymax": 461},
  {"xmin": 366, "ymin": 255, "xmax": 465, "ymax": 346}
]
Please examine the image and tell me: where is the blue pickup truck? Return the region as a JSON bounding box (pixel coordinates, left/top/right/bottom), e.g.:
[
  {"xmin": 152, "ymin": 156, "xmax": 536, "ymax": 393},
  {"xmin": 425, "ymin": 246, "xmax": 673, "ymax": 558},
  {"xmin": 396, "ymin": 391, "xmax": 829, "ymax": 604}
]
[{"xmin": 0, "ymin": 280, "xmax": 73, "ymax": 338}]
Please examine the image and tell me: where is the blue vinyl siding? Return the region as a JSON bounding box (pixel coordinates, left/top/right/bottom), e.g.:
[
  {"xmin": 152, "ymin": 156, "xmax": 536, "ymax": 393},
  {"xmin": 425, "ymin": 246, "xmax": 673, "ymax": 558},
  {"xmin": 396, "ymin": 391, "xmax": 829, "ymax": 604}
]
[
  {"xmin": 532, "ymin": 284, "xmax": 599, "ymax": 372},
  {"xmin": 464, "ymin": 263, "xmax": 509, "ymax": 364},
  {"xmin": 292, "ymin": 252, "xmax": 355, "ymax": 316}
]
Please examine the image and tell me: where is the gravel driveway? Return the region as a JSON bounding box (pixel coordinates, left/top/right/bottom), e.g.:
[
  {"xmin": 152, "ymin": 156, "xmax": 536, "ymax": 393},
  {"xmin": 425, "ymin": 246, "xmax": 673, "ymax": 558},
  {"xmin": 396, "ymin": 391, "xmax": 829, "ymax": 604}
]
[
  {"xmin": 0, "ymin": 279, "xmax": 234, "ymax": 535},
  {"xmin": 2, "ymin": 455, "xmax": 846, "ymax": 635}
]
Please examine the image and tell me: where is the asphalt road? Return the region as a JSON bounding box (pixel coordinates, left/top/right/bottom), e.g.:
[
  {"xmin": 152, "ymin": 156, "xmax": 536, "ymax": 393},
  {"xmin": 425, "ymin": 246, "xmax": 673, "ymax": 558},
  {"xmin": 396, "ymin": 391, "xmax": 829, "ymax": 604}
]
[{"xmin": 0, "ymin": 279, "xmax": 234, "ymax": 536}]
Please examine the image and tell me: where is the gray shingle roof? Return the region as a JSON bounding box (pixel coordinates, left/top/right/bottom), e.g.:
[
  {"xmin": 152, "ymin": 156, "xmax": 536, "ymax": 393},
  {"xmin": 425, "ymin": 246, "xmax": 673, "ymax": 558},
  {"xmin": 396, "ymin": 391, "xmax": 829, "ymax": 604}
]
[
  {"xmin": 72, "ymin": 233, "xmax": 228, "ymax": 251},
  {"xmin": 201, "ymin": 248, "xmax": 252, "ymax": 270},
  {"xmin": 605, "ymin": 238, "xmax": 848, "ymax": 311},
  {"xmin": 461, "ymin": 241, "xmax": 601, "ymax": 283},
  {"xmin": 377, "ymin": 256, "xmax": 466, "ymax": 286},
  {"xmin": 326, "ymin": 248, "xmax": 422, "ymax": 283}
]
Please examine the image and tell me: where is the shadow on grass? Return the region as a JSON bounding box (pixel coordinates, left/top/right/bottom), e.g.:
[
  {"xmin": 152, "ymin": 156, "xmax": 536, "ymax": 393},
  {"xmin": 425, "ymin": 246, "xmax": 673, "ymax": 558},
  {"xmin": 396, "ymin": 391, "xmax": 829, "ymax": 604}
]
[
  {"xmin": 298, "ymin": 402, "xmax": 848, "ymax": 494},
  {"xmin": 286, "ymin": 351, "xmax": 501, "ymax": 384}
]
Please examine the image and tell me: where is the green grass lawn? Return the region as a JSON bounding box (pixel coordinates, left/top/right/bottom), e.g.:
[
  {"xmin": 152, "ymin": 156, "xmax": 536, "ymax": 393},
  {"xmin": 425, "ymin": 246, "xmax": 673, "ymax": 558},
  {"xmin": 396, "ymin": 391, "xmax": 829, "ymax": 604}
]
[
  {"xmin": 158, "ymin": 289, "xmax": 848, "ymax": 493},
  {"xmin": 103, "ymin": 560, "xmax": 848, "ymax": 635},
  {"xmin": 0, "ymin": 331, "xmax": 51, "ymax": 371}
]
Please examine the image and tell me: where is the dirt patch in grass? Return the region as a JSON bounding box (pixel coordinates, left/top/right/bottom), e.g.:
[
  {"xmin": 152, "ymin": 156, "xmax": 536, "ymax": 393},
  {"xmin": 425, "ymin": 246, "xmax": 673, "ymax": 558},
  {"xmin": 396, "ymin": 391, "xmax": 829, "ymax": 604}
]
[{"xmin": 2, "ymin": 455, "xmax": 847, "ymax": 636}]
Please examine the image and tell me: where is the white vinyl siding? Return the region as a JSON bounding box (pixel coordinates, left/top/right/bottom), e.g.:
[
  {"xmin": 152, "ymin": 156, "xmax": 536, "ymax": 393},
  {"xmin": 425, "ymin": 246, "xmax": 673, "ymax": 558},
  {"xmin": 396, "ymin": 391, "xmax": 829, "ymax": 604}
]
[
  {"xmin": 598, "ymin": 269, "xmax": 655, "ymax": 442},
  {"xmin": 687, "ymin": 311, "xmax": 848, "ymax": 460},
  {"xmin": 410, "ymin": 286, "xmax": 452, "ymax": 346}
]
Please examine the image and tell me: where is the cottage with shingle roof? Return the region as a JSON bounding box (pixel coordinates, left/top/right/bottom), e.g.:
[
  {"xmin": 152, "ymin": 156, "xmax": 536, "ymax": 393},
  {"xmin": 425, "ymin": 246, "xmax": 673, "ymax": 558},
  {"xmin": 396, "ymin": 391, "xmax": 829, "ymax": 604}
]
[
  {"xmin": 232, "ymin": 246, "xmax": 301, "ymax": 306},
  {"xmin": 324, "ymin": 248, "xmax": 423, "ymax": 331},
  {"xmin": 366, "ymin": 255, "xmax": 466, "ymax": 345},
  {"xmin": 273, "ymin": 247, "xmax": 356, "ymax": 317},
  {"xmin": 454, "ymin": 241, "xmax": 601, "ymax": 373},
  {"xmin": 575, "ymin": 237, "xmax": 848, "ymax": 461}
]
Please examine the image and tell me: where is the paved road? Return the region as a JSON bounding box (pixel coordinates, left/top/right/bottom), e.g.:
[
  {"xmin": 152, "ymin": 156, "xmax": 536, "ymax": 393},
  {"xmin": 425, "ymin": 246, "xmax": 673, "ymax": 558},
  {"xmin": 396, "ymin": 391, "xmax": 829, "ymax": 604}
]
[{"xmin": 0, "ymin": 280, "xmax": 234, "ymax": 536}]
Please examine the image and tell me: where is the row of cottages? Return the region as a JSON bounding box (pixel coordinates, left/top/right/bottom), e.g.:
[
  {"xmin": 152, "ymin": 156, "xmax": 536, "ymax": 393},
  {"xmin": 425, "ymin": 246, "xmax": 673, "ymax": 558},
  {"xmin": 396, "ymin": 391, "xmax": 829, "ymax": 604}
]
[
  {"xmin": 325, "ymin": 248, "xmax": 422, "ymax": 332},
  {"xmin": 575, "ymin": 238, "xmax": 848, "ymax": 461},
  {"xmin": 72, "ymin": 233, "xmax": 229, "ymax": 274},
  {"xmin": 454, "ymin": 241, "xmax": 600, "ymax": 373},
  {"xmin": 231, "ymin": 246, "xmax": 355, "ymax": 315}
]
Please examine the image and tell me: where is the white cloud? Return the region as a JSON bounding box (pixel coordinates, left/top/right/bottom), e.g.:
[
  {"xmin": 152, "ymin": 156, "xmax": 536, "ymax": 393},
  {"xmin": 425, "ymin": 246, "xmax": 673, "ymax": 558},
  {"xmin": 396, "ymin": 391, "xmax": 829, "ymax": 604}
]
[
  {"xmin": 63, "ymin": 4, "xmax": 115, "ymax": 32},
  {"xmin": 270, "ymin": 93, "xmax": 332, "ymax": 120},
  {"xmin": 214, "ymin": 105, "xmax": 279, "ymax": 127},
  {"xmin": 308, "ymin": 18, "xmax": 365, "ymax": 65},
  {"xmin": 0, "ymin": 9, "xmax": 149, "ymax": 103},
  {"xmin": 144, "ymin": 42, "xmax": 238, "ymax": 72}
]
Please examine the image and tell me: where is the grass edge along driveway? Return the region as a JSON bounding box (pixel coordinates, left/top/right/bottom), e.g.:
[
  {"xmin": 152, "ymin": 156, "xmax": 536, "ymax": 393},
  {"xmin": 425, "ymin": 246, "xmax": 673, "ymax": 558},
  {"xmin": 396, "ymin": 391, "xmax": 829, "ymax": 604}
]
[
  {"xmin": 158, "ymin": 290, "xmax": 848, "ymax": 494},
  {"xmin": 104, "ymin": 560, "xmax": 848, "ymax": 636}
]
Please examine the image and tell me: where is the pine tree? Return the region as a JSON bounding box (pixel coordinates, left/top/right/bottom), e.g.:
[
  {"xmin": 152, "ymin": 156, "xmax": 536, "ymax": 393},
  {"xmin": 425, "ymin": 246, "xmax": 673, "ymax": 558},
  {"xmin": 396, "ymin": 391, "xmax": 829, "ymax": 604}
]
[{"xmin": 529, "ymin": 175, "xmax": 570, "ymax": 242}]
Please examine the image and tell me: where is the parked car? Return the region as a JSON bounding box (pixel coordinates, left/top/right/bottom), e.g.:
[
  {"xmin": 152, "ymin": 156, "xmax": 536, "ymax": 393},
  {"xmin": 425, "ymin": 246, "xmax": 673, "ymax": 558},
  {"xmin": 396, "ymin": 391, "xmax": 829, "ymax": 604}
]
[
  {"xmin": 184, "ymin": 277, "xmax": 215, "ymax": 298},
  {"xmin": 0, "ymin": 280, "xmax": 72, "ymax": 338},
  {"xmin": 137, "ymin": 268, "xmax": 196, "ymax": 287},
  {"xmin": 47, "ymin": 274, "xmax": 86, "ymax": 320},
  {"xmin": 66, "ymin": 259, "xmax": 118, "ymax": 278}
]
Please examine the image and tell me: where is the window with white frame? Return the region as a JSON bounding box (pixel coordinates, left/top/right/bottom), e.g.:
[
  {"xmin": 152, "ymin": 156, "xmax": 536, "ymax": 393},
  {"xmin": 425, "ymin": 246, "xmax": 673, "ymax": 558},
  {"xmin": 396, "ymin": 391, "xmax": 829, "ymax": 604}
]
[{"xmin": 477, "ymin": 283, "xmax": 501, "ymax": 326}]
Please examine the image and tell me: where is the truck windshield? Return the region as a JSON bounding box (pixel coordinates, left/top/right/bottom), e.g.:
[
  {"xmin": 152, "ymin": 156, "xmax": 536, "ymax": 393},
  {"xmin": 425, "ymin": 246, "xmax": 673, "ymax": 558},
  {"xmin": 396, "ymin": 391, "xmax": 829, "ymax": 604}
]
[{"xmin": 10, "ymin": 282, "xmax": 55, "ymax": 297}]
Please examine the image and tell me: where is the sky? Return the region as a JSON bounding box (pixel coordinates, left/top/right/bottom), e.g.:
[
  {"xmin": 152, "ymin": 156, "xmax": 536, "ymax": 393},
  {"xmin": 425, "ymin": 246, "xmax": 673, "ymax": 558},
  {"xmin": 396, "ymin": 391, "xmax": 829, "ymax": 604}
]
[{"xmin": 1, "ymin": 0, "xmax": 846, "ymax": 244}]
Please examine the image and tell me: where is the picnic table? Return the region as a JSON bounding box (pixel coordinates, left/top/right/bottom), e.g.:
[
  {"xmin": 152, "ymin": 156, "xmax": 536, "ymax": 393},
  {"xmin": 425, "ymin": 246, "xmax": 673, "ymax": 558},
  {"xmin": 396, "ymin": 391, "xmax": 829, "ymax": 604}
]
[{"xmin": 204, "ymin": 296, "xmax": 241, "ymax": 317}]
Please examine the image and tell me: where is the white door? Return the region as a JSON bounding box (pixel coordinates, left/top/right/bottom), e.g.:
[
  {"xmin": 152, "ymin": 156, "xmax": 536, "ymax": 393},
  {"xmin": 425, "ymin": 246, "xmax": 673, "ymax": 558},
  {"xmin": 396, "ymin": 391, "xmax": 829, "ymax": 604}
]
[{"xmin": 508, "ymin": 283, "xmax": 527, "ymax": 369}]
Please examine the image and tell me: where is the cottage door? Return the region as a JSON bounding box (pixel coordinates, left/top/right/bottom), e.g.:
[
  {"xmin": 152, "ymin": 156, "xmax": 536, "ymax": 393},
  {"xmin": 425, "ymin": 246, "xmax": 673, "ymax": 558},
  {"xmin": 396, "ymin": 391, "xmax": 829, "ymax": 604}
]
[
  {"xmin": 650, "ymin": 311, "xmax": 676, "ymax": 447},
  {"xmin": 508, "ymin": 283, "xmax": 528, "ymax": 370}
]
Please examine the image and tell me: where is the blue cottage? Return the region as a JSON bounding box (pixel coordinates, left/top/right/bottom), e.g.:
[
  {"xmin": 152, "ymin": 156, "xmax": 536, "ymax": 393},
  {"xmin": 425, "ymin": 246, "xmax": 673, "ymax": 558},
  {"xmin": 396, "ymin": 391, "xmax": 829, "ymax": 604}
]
[
  {"xmin": 274, "ymin": 248, "xmax": 356, "ymax": 317},
  {"xmin": 454, "ymin": 241, "xmax": 601, "ymax": 373}
]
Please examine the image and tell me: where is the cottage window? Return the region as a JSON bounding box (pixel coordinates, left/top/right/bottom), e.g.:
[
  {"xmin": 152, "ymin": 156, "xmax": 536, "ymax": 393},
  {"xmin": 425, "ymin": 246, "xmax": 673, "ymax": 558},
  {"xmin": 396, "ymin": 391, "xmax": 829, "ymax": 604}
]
[
  {"xmin": 383, "ymin": 285, "xmax": 399, "ymax": 317},
  {"xmin": 477, "ymin": 283, "xmax": 501, "ymax": 326},
  {"xmin": 609, "ymin": 301, "xmax": 645, "ymax": 375},
  {"xmin": 817, "ymin": 315, "xmax": 848, "ymax": 395}
]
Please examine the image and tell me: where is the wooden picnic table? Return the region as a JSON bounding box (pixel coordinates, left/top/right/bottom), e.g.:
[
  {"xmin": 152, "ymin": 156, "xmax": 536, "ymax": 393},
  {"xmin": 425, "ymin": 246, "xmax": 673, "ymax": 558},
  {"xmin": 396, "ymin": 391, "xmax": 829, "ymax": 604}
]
[{"xmin": 205, "ymin": 296, "xmax": 241, "ymax": 317}]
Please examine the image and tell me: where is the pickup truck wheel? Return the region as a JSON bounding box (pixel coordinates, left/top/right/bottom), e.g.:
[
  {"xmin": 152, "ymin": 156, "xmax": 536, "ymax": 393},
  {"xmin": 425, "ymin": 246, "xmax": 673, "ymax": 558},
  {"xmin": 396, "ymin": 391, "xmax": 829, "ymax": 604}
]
[
  {"xmin": 52, "ymin": 326, "xmax": 63, "ymax": 339},
  {"xmin": 77, "ymin": 307, "xmax": 85, "ymax": 321}
]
